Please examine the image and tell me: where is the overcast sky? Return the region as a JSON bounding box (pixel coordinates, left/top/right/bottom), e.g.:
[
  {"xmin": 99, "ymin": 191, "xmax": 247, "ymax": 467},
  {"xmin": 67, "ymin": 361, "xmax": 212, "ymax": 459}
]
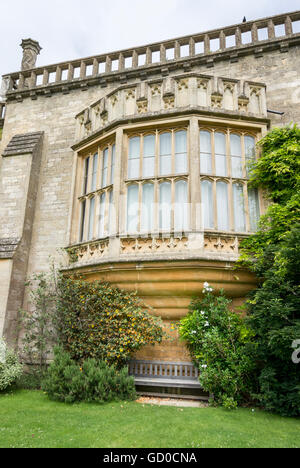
[{"xmin": 0, "ymin": 0, "xmax": 299, "ymax": 80}]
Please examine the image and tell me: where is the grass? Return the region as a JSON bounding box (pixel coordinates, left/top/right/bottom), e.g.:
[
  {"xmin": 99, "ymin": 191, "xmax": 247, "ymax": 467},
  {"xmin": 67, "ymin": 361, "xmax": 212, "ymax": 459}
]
[{"xmin": 0, "ymin": 390, "xmax": 299, "ymax": 448}]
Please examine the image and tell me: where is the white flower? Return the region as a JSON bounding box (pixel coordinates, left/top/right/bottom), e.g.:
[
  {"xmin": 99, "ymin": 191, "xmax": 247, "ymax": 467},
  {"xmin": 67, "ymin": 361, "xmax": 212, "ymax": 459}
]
[
  {"xmin": 201, "ymin": 365, "xmax": 207, "ymax": 369},
  {"xmin": 204, "ymin": 322, "xmax": 210, "ymax": 327},
  {"xmin": 203, "ymin": 282, "xmax": 214, "ymax": 293},
  {"xmin": 200, "ymin": 311, "xmax": 205, "ymax": 316}
]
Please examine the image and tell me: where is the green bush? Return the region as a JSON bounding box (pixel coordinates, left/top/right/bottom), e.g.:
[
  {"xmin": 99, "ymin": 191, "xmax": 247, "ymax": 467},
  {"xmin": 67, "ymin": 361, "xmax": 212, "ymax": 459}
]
[
  {"xmin": 179, "ymin": 283, "xmax": 256, "ymax": 407},
  {"xmin": 56, "ymin": 276, "xmax": 165, "ymax": 368},
  {"xmin": 42, "ymin": 347, "xmax": 137, "ymax": 404},
  {"xmin": 16, "ymin": 368, "xmax": 46, "ymax": 390},
  {"xmin": 244, "ymin": 226, "xmax": 300, "ymax": 416},
  {"xmin": 0, "ymin": 339, "xmax": 23, "ymax": 392}
]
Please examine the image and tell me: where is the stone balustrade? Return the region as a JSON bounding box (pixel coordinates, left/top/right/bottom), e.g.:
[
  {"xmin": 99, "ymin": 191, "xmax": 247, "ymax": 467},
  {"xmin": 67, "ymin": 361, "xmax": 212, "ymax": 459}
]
[
  {"xmin": 65, "ymin": 233, "xmax": 246, "ymax": 267},
  {"xmin": 3, "ymin": 11, "xmax": 300, "ymax": 101},
  {"xmin": 74, "ymin": 73, "xmax": 267, "ymax": 143}
]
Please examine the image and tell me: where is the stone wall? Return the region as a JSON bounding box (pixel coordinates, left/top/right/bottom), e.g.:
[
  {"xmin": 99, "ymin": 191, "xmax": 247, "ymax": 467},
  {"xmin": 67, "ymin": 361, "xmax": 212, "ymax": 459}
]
[{"xmin": 0, "ymin": 10, "xmax": 300, "ymax": 352}]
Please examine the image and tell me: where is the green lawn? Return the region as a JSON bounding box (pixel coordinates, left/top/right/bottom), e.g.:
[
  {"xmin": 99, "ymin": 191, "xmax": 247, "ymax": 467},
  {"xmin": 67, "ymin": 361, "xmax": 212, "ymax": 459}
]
[{"xmin": 0, "ymin": 390, "xmax": 299, "ymax": 448}]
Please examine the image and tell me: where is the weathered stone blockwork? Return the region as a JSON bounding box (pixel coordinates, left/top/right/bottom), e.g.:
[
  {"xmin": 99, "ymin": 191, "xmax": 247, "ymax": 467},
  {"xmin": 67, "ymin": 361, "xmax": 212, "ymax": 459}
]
[{"xmin": 0, "ymin": 10, "xmax": 299, "ymax": 360}]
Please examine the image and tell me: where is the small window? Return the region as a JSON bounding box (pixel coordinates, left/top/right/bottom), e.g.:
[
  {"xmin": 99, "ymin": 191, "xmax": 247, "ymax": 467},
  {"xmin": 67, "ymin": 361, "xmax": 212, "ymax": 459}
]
[
  {"xmin": 248, "ymin": 188, "xmax": 260, "ymax": 232},
  {"xmin": 111, "ymin": 145, "xmax": 116, "ymax": 184},
  {"xmin": 175, "ymin": 130, "xmax": 187, "ymax": 174},
  {"xmin": 160, "ymin": 132, "xmax": 172, "ymax": 176},
  {"xmin": 217, "ymin": 181, "xmax": 229, "ymax": 231},
  {"xmin": 88, "ymin": 197, "xmax": 95, "ymax": 240},
  {"xmin": 79, "ymin": 200, "xmax": 86, "ymax": 242},
  {"xmin": 215, "ymin": 132, "xmax": 227, "ymax": 176},
  {"xmin": 233, "ymin": 183, "xmax": 246, "ymax": 232},
  {"xmin": 83, "ymin": 157, "xmax": 90, "ymax": 195},
  {"xmin": 201, "ymin": 180, "xmax": 214, "ymax": 229},
  {"xmin": 99, "ymin": 192, "xmax": 106, "ymax": 238},
  {"xmin": 200, "ymin": 131, "xmax": 212, "ymax": 174},
  {"xmin": 141, "ymin": 183, "xmax": 154, "ymax": 232},
  {"xmin": 91, "ymin": 153, "xmax": 98, "ymax": 192},
  {"xmin": 101, "ymin": 149, "xmax": 109, "ymax": 187},
  {"xmin": 143, "ymin": 135, "xmax": 155, "ymax": 178},
  {"xmin": 174, "ymin": 180, "xmax": 188, "ymax": 232},
  {"xmin": 230, "ymin": 134, "xmax": 243, "ymax": 178},
  {"xmin": 128, "ymin": 137, "xmax": 140, "ymax": 179},
  {"xmin": 127, "ymin": 184, "xmax": 139, "ymax": 233},
  {"xmin": 159, "ymin": 182, "xmax": 172, "ymax": 231}
]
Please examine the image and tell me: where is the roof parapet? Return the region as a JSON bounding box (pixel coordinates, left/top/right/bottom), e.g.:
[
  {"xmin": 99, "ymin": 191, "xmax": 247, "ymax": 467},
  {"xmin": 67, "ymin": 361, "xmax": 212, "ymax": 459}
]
[{"xmin": 3, "ymin": 10, "xmax": 300, "ymax": 101}]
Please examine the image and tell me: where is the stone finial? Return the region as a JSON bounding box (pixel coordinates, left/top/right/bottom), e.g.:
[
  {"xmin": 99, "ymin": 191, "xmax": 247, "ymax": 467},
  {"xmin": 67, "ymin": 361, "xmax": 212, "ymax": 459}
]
[{"xmin": 20, "ymin": 39, "xmax": 42, "ymax": 71}]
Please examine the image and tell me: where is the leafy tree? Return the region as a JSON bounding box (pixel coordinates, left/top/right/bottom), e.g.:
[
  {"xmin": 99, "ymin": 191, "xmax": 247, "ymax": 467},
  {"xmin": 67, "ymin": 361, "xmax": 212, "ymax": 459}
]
[{"xmin": 239, "ymin": 125, "xmax": 300, "ymax": 416}]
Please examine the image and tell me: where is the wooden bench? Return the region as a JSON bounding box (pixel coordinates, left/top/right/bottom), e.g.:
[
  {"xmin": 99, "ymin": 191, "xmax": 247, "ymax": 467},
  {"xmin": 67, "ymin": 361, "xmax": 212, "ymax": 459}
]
[{"xmin": 128, "ymin": 360, "xmax": 204, "ymax": 392}]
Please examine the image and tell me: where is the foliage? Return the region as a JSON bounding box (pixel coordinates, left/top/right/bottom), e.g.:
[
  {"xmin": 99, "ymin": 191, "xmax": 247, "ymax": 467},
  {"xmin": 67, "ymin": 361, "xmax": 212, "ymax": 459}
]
[
  {"xmin": 16, "ymin": 368, "xmax": 45, "ymax": 390},
  {"xmin": 245, "ymin": 226, "xmax": 300, "ymax": 416},
  {"xmin": 19, "ymin": 267, "xmax": 59, "ymax": 372},
  {"xmin": 239, "ymin": 125, "xmax": 300, "ymax": 417},
  {"xmin": 239, "ymin": 124, "xmax": 300, "ymax": 276},
  {"xmin": 179, "ymin": 283, "xmax": 256, "ymax": 407},
  {"xmin": 0, "ymin": 338, "xmax": 23, "ymax": 391},
  {"xmin": 42, "ymin": 347, "xmax": 136, "ymax": 404},
  {"xmin": 56, "ymin": 276, "xmax": 165, "ymax": 368}
]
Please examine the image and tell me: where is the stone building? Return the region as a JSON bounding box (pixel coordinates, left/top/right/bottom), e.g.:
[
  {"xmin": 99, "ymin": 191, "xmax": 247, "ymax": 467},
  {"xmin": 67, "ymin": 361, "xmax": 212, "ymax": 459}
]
[{"xmin": 0, "ymin": 11, "xmax": 300, "ymax": 376}]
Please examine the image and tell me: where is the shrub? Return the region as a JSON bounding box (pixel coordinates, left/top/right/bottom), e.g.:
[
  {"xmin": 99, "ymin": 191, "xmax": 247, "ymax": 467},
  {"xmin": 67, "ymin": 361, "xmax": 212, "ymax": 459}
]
[
  {"xmin": 179, "ymin": 283, "xmax": 256, "ymax": 407},
  {"xmin": 42, "ymin": 347, "xmax": 136, "ymax": 404},
  {"xmin": 244, "ymin": 226, "xmax": 300, "ymax": 416},
  {"xmin": 56, "ymin": 276, "xmax": 165, "ymax": 368},
  {"xmin": 16, "ymin": 368, "xmax": 46, "ymax": 390},
  {"xmin": 0, "ymin": 339, "xmax": 23, "ymax": 391}
]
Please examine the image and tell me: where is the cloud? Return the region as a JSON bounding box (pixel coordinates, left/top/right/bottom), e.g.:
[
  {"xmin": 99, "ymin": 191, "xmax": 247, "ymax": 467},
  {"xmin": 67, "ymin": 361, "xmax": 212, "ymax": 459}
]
[{"xmin": 0, "ymin": 0, "xmax": 299, "ymax": 80}]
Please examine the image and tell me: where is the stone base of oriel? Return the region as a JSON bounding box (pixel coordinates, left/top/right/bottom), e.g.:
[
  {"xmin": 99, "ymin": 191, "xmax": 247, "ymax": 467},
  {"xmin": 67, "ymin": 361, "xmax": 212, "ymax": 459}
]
[{"xmin": 63, "ymin": 255, "xmax": 256, "ymax": 362}]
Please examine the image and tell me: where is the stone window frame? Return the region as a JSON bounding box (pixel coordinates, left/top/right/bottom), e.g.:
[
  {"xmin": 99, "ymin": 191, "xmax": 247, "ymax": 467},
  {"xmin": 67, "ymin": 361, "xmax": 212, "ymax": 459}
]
[
  {"xmin": 77, "ymin": 139, "xmax": 115, "ymax": 242},
  {"xmin": 71, "ymin": 114, "xmax": 266, "ymax": 246},
  {"xmin": 124, "ymin": 127, "xmax": 189, "ymax": 181},
  {"xmin": 198, "ymin": 125, "xmax": 261, "ymax": 234},
  {"xmin": 124, "ymin": 176, "xmax": 190, "ymax": 236}
]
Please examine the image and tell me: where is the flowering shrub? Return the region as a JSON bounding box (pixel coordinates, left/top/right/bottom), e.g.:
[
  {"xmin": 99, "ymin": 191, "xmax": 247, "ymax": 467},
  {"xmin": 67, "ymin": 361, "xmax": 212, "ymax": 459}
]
[
  {"xmin": 42, "ymin": 347, "xmax": 136, "ymax": 403},
  {"xmin": 179, "ymin": 283, "xmax": 256, "ymax": 407},
  {"xmin": 0, "ymin": 338, "xmax": 23, "ymax": 392},
  {"xmin": 56, "ymin": 276, "xmax": 165, "ymax": 368}
]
